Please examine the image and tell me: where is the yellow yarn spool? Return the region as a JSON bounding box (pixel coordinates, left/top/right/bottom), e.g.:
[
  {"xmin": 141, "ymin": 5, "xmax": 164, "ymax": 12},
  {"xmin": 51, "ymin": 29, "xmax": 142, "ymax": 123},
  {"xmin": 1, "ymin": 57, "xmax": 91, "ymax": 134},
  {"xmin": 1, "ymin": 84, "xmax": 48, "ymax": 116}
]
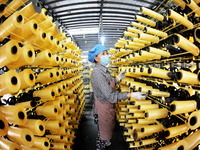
[
  {"xmin": 138, "ymin": 104, "xmax": 159, "ymax": 110},
  {"xmin": 40, "ymin": 32, "xmax": 53, "ymax": 50},
  {"xmin": 19, "ymin": 0, "xmax": 42, "ymax": 22},
  {"xmin": 172, "ymin": 0, "xmax": 186, "ymax": 9},
  {"xmin": 165, "ymin": 123, "xmax": 189, "ymax": 139},
  {"xmin": 18, "ymin": 69, "xmax": 35, "ymax": 89},
  {"xmin": 11, "ymin": 19, "xmax": 38, "ymax": 41},
  {"xmin": 0, "ymin": 137, "xmax": 22, "ymax": 150},
  {"xmin": 128, "ymin": 41, "xmax": 145, "ymax": 48},
  {"xmin": 7, "ymin": 126, "xmax": 34, "ymax": 147},
  {"xmin": 194, "ymin": 0, "xmax": 200, "ymax": 3},
  {"xmin": 32, "ymin": 49, "xmax": 52, "ymax": 66},
  {"xmin": 176, "ymin": 129, "xmax": 200, "ymax": 150},
  {"xmin": 7, "ymin": 44, "xmax": 35, "ymax": 69},
  {"xmin": 147, "ymin": 67, "xmax": 170, "ymax": 79},
  {"xmin": 36, "ymin": 69, "xmax": 55, "ymax": 84},
  {"xmin": 141, "ymin": 124, "xmax": 163, "ymax": 134},
  {"xmin": 0, "ymin": 112, "xmax": 8, "ymax": 136},
  {"xmin": 158, "ymin": 141, "xmax": 179, "ymax": 150},
  {"xmin": 0, "ymin": 11, "xmax": 24, "ymax": 41},
  {"xmin": 139, "ymin": 50, "xmax": 161, "ymax": 60},
  {"xmin": 0, "ymin": 105, "xmax": 27, "ymax": 125},
  {"xmin": 131, "ymin": 21, "xmax": 146, "ymax": 29},
  {"xmin": 147, "ymin": 47, "xmax": 170, "ymax": 57},
  {"xmin": 145, "ymin": 108, "xmax": 168, "ymax": 119},
  {"xmin": 127, "ymin": 27, "xmax": 143, "ymax": 33},
  {"xmin": 133, "ymin": 130, "xmax": 153, "ymax": 141},
  {"xmin": 140, "ymin": 7, "xmax": 164, "ymax": 21},
  {"xmin": 21, "ymin": 146, "xmax": 39, "ymax": 150},
  {"xmin": 186, "ymin": 0, "xmax": 200, "ymax": 17},
  {"xmin": 46, "ymin": 84, "xmax": 62, "ymax": 97},
  {"xmin": 0, "ymin": 0, "xmax": 8, "ymax": 5},
  {"xmin": 32, "ymin": 8, "xmax": 48, "ymax": 23},
  {"xmin": 24, "ymin": 29, "xmax": 46, "ymax": 46},
  {"xmin": 138, "ymin": 33, "xmax": 159, "ymax": 43},
  {"xmin": 39, "ymin": 16, "xmax": 53, "ymax": 30},
  {"xmin": 50, "ymin": 143, "xmax": 68, "ymax": 150},
  {"xmin": 144, "ymin": 27, "xmax": 168, "ymax": 38},
  {"xmin": 36, "ymin": 105, "xmax": 58, "ymax": 118},
  {"xmin": 131, "ymin": 100, "xmax": 152, "ymax": 106},
  {"xmin": 135, "ymin": 15, "xmax": 156, "ymax": 27},
  {"xmin": 140, "ymin": 138, "xmax": 158, "ymax": 146},
  {"xmin": 32, "ymin": 137, "xmax": 50, "ymax": 150},
  {"xmin": 0, "ymin": 70, "xmax": 21, "ymax": 96},
  {"xmin": 44, "ymin": 120, "xmax": 62, "ymax": 130},
  {"xmin": 170, "ymin": 100, "xmax": 197, "ymax": 115},
  {"xmin": 132, "ymin": 37, "xmax": 151, "ymax": 45},
  {"xmin": 136, "ymin": 119, "xmax": 155, "ymax": 124},
  {"xmin": 33, "ymin": 87, "xmax": 56, "ymax": 100},
  {"xmin": 188, "ymin": 110, "xmax": 200, "ymax": 130},
  {"xmin": 0, "ymin": 40, "xmax": 20, "ymax": 68},
  {"xmin": 3, "ymin": 0, "xmax": 28, "ymax": 17},
  {"xmin": 19, "ymin": 119, "xmax": 45, "ymax": 136},
  {"xmin": 174, "ymin": 34, "xmax": 199, "ymax": 56},
  {"xmin": 168, "ymin": 9, "xmax": 193, "ymax": 29},
  {"xmin": 124, "ymin": 31, "xmax": 137, "ymax": 38}
]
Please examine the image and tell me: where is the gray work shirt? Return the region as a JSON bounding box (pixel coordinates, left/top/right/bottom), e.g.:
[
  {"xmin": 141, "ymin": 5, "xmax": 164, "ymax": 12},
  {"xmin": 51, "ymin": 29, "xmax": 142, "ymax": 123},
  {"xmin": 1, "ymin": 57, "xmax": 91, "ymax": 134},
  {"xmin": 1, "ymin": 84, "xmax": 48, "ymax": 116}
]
[{"xmin": 90, "ymin": 63, "xmax": 128, "ymax": 103}]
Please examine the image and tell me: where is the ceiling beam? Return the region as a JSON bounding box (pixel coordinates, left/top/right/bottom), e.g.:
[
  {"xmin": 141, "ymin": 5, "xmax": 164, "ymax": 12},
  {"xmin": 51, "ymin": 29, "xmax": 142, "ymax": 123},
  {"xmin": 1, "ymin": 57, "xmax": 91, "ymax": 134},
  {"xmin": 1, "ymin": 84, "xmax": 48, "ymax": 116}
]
[
  {"xmin": 66, "ymin": 23, "xmax": 129, "ymax": 28},
  {"xmin": 59, "ymin": 15, "xmax": 135, "ymax": 21},
  {"xmin": 47, "ymin": 1, "xmax": 100, "ymax": 10},
  {"xmin": 61, "ymin": 17, "xmax": 131, "ymax": 24},
  {"xmin": 46, "ymin": 0, "xmax": 154, "ymax": 8},
  {"xmin": 54, "ymin": 6, "xmax": 138, "ymax": 14},
  {"xmin": 56, "ymin": 10, "xmax": 136, "ymax": 18},
  {"xmin": 64, "ymin": 21, "xmax": 130, "ymax": 26}
]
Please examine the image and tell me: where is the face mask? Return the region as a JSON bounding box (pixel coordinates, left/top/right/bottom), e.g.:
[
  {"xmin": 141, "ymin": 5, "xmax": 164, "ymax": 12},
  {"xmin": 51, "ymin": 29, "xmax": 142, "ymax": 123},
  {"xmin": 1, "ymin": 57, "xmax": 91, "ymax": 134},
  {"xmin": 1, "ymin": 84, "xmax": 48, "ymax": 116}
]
[{"xmin": 100, "ymin": 55, "xmax": 110, "ymax": 66}]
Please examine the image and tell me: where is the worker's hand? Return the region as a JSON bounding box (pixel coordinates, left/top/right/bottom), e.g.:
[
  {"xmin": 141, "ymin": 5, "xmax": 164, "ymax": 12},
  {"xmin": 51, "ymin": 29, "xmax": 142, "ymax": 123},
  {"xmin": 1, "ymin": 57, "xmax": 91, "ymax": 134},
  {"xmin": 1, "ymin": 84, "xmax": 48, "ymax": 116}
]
[
  {"xmin": 117, "ymin": 71, "xmax": 126, "ymax": 81},
  {"xmin": 131, "ymin": 92, "xmax": 147, "ymax": 100}
]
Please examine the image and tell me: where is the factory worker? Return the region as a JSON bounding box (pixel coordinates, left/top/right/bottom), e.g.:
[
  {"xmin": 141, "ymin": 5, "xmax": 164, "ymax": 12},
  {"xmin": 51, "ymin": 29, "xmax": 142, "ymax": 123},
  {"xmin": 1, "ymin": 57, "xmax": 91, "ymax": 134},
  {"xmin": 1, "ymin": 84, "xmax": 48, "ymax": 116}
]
[{"xmin": 88, "ymin": 44, "xmax": 146, "ymax": 150}]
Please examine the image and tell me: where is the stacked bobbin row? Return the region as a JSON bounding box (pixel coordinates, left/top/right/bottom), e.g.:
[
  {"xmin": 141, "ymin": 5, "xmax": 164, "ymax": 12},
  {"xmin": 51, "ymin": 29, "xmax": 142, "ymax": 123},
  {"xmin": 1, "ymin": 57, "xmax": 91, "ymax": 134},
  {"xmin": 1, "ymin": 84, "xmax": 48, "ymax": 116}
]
[
  {"xmin": 0, "ymin": 0, "xmax": 85, "ymax": 150},
  {"xmin": 110, "ymin": 0, "xmax": 200, "ymax": 149}
]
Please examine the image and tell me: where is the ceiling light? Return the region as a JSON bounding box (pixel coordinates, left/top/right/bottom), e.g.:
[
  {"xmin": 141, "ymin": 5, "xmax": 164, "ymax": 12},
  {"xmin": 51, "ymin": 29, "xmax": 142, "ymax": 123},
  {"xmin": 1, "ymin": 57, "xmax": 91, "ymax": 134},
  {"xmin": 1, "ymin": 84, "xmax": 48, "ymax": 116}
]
[
  {"xmin": 68, "ymin": 27, "xmax": 99, "ymax": 35},
  {"xmin": 101, "ymin": 36, "xmax": 105, "ymax": 45}
]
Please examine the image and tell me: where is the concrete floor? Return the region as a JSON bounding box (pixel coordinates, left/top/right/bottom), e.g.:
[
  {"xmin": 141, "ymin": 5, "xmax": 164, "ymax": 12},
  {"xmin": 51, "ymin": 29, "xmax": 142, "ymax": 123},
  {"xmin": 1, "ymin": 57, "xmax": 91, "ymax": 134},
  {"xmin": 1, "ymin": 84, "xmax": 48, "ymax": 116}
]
[{"xmin": 73, "ymin": 104, "xmax": 129, "ymax": 150}]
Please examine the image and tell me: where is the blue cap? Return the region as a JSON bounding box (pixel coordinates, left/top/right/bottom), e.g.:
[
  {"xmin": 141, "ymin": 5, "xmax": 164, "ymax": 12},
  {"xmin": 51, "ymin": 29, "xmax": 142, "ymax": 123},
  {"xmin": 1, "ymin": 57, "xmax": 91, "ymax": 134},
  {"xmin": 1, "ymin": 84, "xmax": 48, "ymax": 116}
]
[{"xmin": 88, "ymin": 44, "xmax": 107, "ymax": 62}]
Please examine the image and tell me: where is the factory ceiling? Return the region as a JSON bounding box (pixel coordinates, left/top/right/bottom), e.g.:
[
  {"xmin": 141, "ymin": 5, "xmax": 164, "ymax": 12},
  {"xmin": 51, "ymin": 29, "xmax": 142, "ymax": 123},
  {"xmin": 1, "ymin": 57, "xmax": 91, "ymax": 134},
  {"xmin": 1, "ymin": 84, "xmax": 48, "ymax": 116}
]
[{"xmin": 39, "ymin": 0, "xmax": 165, "ymax": 52}]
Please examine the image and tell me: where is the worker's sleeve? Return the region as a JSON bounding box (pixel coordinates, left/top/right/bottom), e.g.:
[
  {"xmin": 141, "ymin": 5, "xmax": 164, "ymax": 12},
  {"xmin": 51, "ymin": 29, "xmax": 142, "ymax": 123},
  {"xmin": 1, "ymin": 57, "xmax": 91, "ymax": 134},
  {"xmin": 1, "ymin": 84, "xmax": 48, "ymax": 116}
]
[
  {"xmin": 114, "ymin": 78, "xmax": 119, "ymax": 85},
  {"xmin": 91, "ymin": 71, "xmax": 127, "ymax": 103}
]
